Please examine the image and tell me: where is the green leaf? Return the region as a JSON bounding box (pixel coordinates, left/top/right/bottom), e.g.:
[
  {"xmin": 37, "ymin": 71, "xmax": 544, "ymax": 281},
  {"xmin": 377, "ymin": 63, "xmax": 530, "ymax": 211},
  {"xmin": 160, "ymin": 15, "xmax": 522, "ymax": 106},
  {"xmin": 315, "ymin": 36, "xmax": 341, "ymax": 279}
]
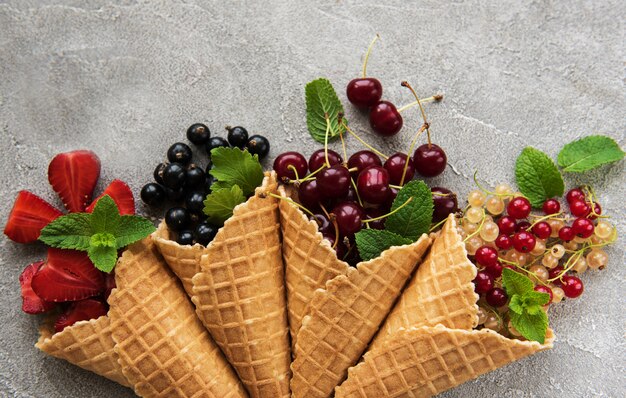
[
  {"xmin": 385, "ymin": 180, "xmax": 434, "ymax": 240},
  {"xmin": 354, "ymin": 229, "xmax": 412, "ymax": 261},
  {"xmin": 203, "ymin": 185, "xmax": 246, "ymax": 225},
  {"xmin": 39, "ymin": 213, "xmax": 93, "ymax": 250},
  {"xmin": 525, "ymin": 304, "xmax": 543, "ymax": 316},
  {"xmin": 558, "ymin": 135, "xmax": 625, "ymax": 172},
  {"xmin": 501, "ymin": 268, "xmax": 534, "ymax": 297},
  {"xmin": 515, "ymin": 147, "xmax": 565, "ymax": 208},
  {"xmin": 523, "ymin": 290, "xmax": 551, "ymax": 307},
  {"xmin": 88, "ymin": 244, "xmax": 119, "ymax": 273},
  {"xmin": 508, "ymin": 294, "xmax": 524, "ymax": 315},
  {"xmin": 115, "ymin": 216, "xmax": 156, "ymax": 249},
  {"xmin": 90, "ymin": 232, "xmax": 116, "ymax": 248},
  {"xmin": 305, "ymin": 78, "xmax": 347, "ymax": 144},
  {"xmin": 509, "ymin": 307, "xmax": 549, "ymax": 344},
  {"xmin": 209, "ymin": 147, "xmax": 264, "ymax": 197},
  {"xmin": 91, "ymin": 195, "xmax": 121, "ymax": 233}
]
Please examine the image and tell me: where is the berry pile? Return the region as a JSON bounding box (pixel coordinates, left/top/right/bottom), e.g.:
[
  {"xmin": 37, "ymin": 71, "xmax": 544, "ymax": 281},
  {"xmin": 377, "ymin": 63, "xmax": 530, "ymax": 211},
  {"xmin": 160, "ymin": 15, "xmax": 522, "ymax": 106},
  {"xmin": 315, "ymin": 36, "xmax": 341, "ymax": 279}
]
[
  {"xmin": 458, "ymin": 184, "xmax": 616, "ymax": 336},
  {"xmin": 140, "ymin": 124, "xmax": 270, "ymax": 246}
]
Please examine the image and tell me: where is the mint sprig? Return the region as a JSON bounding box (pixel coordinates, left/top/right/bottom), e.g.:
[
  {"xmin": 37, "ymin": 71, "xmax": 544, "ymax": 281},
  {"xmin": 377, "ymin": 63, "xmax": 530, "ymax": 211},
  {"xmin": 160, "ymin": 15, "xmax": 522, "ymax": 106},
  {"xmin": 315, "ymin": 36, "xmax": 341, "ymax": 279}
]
[
  {"xmin": 558, "ymin": 135, "xmax": 625, "ymax": 173},
  {"xmin": 203, "ymin": 185, "xmax": 246, "ymax": 225},
  {"xmin": 501, "ymin": 268, "xmax": 550, "ymax": 343},
  {"xmin": 305, "ymin": 78, "xmax": 347, "ymax": 144},
  {"xmin": 209, "ymin": 147, "xmax": 264, "ymax": 196},
  {"xmin": 39, "ymin": 195, "xmax": 155, "ymax": 272},
  {"xmin": 354, "ymin": 229, "xmax": 412, "ymax": 261},
  {"xmin": 515, "ymin": 147, "xmax": 564, "ymax": 208}
]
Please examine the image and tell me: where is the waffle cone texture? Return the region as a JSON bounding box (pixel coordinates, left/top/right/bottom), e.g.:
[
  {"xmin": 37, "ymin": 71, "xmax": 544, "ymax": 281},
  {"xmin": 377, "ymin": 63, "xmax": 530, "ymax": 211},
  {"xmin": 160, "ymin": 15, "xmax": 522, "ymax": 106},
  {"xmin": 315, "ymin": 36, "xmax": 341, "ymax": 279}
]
[{"xmin": 336, "ymin": 215, "xmax": 554, "ymax": 397}]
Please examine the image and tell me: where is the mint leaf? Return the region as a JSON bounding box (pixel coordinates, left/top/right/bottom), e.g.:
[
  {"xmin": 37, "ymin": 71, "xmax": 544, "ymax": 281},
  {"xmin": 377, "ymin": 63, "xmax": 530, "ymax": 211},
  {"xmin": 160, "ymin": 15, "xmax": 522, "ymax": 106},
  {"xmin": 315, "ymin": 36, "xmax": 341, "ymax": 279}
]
[
  {"xmin": 558, "ymin": 135, "xmax": 625, "ymax": 172},
  {"xmin": 91, "ymin": 232, "xmax": 116, "ymax": 248},
  {"xmin": 305, "ymin": 78, "xmax": 347, "ymax": 144},
  {"xmin": 355, "ymin": 229, "xmax": 412, "ymax": 261},
  {"xmin": 525, "ymin": 304, "xmax": 543, "ymax": 316},
  {"xmin": 385, "ymin": 180, "xmax": 434, "ymax": 240},
  {"xmin": 88, "ymin": 244, "xmax": 118, "ymax": 273},
  {"xmin": 502, "ymin": 268, "xmax": 534, "ymax": 297},
  {"xmin": 203, "ymin": 185, "xmax": 246, "ymax": 225},
  {"xmin": 209, "ymin": 147, "xmax": 264, "ymax": 197},
  {"xmin": 509, "ymin": 308, "xmax": 549, "ymax": 344},
  {"xmin": 91, "ymin": 195, "xmax": 121, "ymax": 233},
  {"xmin": 115, "ymin": 216, "xmax": 156, "ymax": 249},
  {"xmin": 523, "ymin": 291, "xmax": 551, "ymax": 307},
  {"xmin": 515, "ymin": 147, "xmax": 564, "ymax": 208},
  {"xmin": 39, "ymin": 213, "xmax": 93, "ymax": 250},
  {"xmin": 508, "ymin": 294, "xmax": 524, "ymax": 314}
]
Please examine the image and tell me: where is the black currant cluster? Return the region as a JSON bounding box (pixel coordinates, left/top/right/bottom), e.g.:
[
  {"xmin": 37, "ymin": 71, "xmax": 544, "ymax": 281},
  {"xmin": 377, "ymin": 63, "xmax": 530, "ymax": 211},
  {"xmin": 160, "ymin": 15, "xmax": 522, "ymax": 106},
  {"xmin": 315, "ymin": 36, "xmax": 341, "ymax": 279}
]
[{"xmin": 140, "ymin": 123, "xmax": 270, "ymax": 246}]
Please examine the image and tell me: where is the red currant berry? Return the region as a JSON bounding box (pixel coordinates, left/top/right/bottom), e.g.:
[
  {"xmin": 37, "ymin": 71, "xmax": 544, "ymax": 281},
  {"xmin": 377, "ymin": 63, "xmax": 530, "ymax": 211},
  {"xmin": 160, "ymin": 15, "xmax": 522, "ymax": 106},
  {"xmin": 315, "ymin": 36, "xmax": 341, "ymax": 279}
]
[
  {"xmin": 317, "ymin": 165, "xmax": 351, "ymax": 199},
  {"xmin": 512, "ymin": 231, "xmax": 536, "ymax": 253},
  {"xmin": 588, "ymin": 202, "xmax": 602, "ymax": 220},
  {"xmin": 369, "ymin": 101, "xmax": 403, "ymax": 136},
  {"xmin": 347, "ymin": 150, "xmax": 382, "ymax": 176},
  {"xmin": 308, "ymin": 149, "xmax": 342, "ymax": 172},
  {"xmin": 548, "ymin": 266, "xmax": 564, "ymax": 286},
  {"xmin": 497, "ymin": 216, "xmax": 517, "ymax": 235},
  {"xmin": 475, "ymin": 246, "xmax": 499, "ymax": 267},
  {"xmin": 413, "ymin": 144, "xmax": 447, "ymax": 177},
  {"xmin": 516, "ymin": 221, "xmax": 531, "ymax": 232},
  {"xmin": 273, "ymin": 151, "xmax": 308, "ymax": 181},
  {"xmin": 332, "ymin": 202, "xmax": 364, "ymax": 237},
  {"xmin": 431, "ymin": 187, "xmax": 459, "ymax": 224},
  {"xmin": 473, "ymin": 271, "xmax": 494, "ymax": 294},
  {"xmin": 507, "ymin": 197, "xmax": 531, "ymax": 219},
  {"xmin": 346, "ymin": 78, "xmax": 383, "ymax": 109},
  {"xmin": 558, "ymin": 226, "xmax": 575, "ymax": 242},
  {"xmin": 561, "ymin": 275, "xmax": 584, "ymax": 298},
  {"xmin": 542, "ymin": 199, "xmax": 561, "ymax": 215},
  {"xmin": 486, "ymin": 287, "xmax": 508, "ymax": 307},
  {"xmin": 534, "ymin": 285, "xmax": 553, "ymax": 304},
  {"xmin": 572, "ymin": 217, "xmax": 594, "ymax": 238},
  {"xmin": 357, "ymin": 166, "xmax": 391, "ymax": 204},
  {"xmin": 495, "ymin": 234, "xmax": 513, "ymax": 250},
  {"xmin": 484, "ymin": 261, "xmax": 503, "ymax": 278},
  {"xmin": 383, "ymin": 153, "xmax": 414, "ymax": 185},
  {"xmin": 566, "ymin": 188, "xmax": 585, "ymax": 204},
  {"xmin": 569, "ymin": 200, "xmax": 590, "ymax": 217},
  {"xmin": 531, "ymin": 221, "xmax": 552, "ymax": 240}
]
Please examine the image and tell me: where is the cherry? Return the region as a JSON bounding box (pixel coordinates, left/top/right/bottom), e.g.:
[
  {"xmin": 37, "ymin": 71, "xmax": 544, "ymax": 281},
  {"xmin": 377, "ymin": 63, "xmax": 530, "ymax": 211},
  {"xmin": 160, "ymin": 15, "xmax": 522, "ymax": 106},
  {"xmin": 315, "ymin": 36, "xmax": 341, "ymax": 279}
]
[
  {"xmin": 475, "ymin": 246, "xmax": 498, "ymax": 267},
  {"xmin": 309, "ymin": 149, "xmax": 342, "ymax": 172},
  {"xmin": 486, "ymin": 287, "xmax": 508, "ymax": 307},
  {"xmin": 572, "ymin": 218, "xmax": 594, "ymax": 238},
  {"xmin": 512, "ymin": 231, "xmax": 536, "ymax": 253},
  {"xmin": 566, "ymin": 188, "xmax": 585, "ymax": 204},
  {"xmin": 507, "ymin": 197, "xmax": 531, "ymax": 219},
  {"xmin": 558, "ymin": 226, "xmax": 575, "ymax": 242},
  {"xmin": 298, "ymin": 179, "xmax": 322, "ymax": 211},
  {"xmin": 561, "ymin": 275, "xmax": 584, "ymax": 298},
  {"xmin": 347, "ymin": 150, "xmax": 382, "ymax": 176},
  {"xmin": 384, "ymin": 153, "xmax": 414, "ymax": 185},
  {"xmin": 311, "ymin": 213, "xmax": 332, "ymax": 234},
  {"xmin": 495, "ymin": 234, "xmax": 513, "ymax": 250},
  {"xmin": 515, "ymin": 221, "xmax": 531, "ymax": 232},
  {"xmin": 542, "ymin": 199, "xmax": 561, "ymax": 215},
  {"xmin": 385, "ymin": 187, "xmax": 399, "ymax": 208},
  {"xmin": 497, "ymin": 216, "xmax": 517, "ymax": 235},
  {"xmin": 473, "ymin": 271, "xmax": 494, "ymax": 294},
  {"xmin": 347, "ymin": 79, "xmax": 383, "ymax": 109},
  {"xmin": 531, "ymin": 221, "xmax": 552, "ymax": 240},
  {"xmin": 273, "ymin": 151, "xmax": 308, "ymax": 181},
  {"xmin": 534, "ymin": 285, "xmax": 553, "ymax": 304},
  {"xmin": 569, "ymin": 200, "xmax": 590, "ymax": 217},
  {"xmin": 357, "ymin": 166, "xmax": 391, "ymax": 204},
  {"xmin": 364, "ymin": 208, "xmax": 386, "ymax": 230},
  {"xmin": 317, "ymin": 165, "xmax": 351, "ymax": 199},
  {"xmin": 344, "ymin": 185, "xmax": 358, "ymax": 203},
  {"xmin": 413, "ymin": 144, "xmax": 447, "ymax": 177},
  {"xmin": 484, "ymin": 261, "xmax": 503, "ymax": 278},
  {"xmin": 370, "ymin": 101, "xmax": 403, "ymax": 136},
  {"xmin": 332, "ymin": 202, "xmax": 364, "ymax": 237},
  {"xmin": 431, "ymin": 187, "xmax": 458, "ymax": 223}
]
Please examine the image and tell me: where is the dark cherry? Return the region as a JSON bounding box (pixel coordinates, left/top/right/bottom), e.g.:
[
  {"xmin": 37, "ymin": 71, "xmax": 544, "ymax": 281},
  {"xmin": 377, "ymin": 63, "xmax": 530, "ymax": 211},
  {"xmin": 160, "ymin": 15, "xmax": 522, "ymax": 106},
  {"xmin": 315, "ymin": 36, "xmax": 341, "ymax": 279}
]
[
  {"xmin": 369, "ymin": 101, "xmax": 403, "ymax": 136},
  {"xmin": 413, "ymin": 144, "xmax": 447, "ymax": 177},
  {"xmin": 346, "ymin": 78, "xmax": 383, "ymax": 109},
  {"xmin": 364, "ymin": 207, "xmax": 386, "ymax": 230},
  {"xmin": 431, "ymin": 187, "xmax": 458, "ymax": 223},
  {"xmin": 317, "ymin": 165, "xmax": 351, "ymax": 199},
  {"xmin": 385, "ymin": 187, "xmax": 399, "ymax": 208},
  {"xmin": 384, "ymin": 153, "xmax": 415, "ymax": 185},
  {"xmin": 347, "ymin": 150, "xmax": 382, "ymax": 176},
  {"xmin": 311, "ymin": 213, "xmax": 332, "ymax": 234},
  {"xmin": 273, "ymin": 151, "xmax": 308, "ymax": 181},
  {"xmin": 332, "ymin": 202, "xmax": 364, "ymax": 237},
  {"xmin": 308, "ymin": 149, "xmax": 342, "ymax": 172},
  {"xmin": 298, "ymin": 179, "xmax": 322, "ymax": 211},
  {"xmin": 357, "ymin": 166, "xmax": 390, "ymax": 204}
]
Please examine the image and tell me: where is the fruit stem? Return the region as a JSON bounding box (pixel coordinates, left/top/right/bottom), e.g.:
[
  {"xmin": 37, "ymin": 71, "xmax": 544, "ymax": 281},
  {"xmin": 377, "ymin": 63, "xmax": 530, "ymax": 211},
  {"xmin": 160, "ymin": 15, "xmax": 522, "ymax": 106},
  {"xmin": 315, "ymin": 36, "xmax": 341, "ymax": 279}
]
[
  {"xmin": 321, "ymin": 204, "xmax": 340, "ymax": 250},
  {"xmin": 527, "ymin": 212, "xmax": 564, "ymax": 229},
  {"xmin": 362, "ymin": 34, "xmax": 380, "ymax": 78},
  {"xmin": 266, "ymin": 192, "xmax": 316, "ymax": 218},
  {"xmin": 342, "ymin": 121, "xmax": 389, "ymax": 160},
  {"xmin": 401, "ymin": 123, "xmax": 428, "ymax": 184},
  {"xmin": 299, "ymin": 165, "xmax": 326, "ymax": 182},
  {"xmin": 463, "ymin": 208, "xmax": 486, "ymax": 242},
  {"xmin": 389, "ymin": 184, "xmax": 403, "ymax": 190},
  {"xmin": 287, "ymin": 165, "xmax": 300, "ymax": 181},
  {"xmin": 401, "ymin": 81, "xmax": 432, "ymax": 146},
  {"xmin": 472, "ymin": 171, "xmax": 514, "ymax": 199},
  {"xmin": 363, "ymin": 197, "xmax": 413, "ymax": 223},
  {"xmin": 428, "ymin": 217, "xmax": 448, "ymax": 232},
  {"xmin": 324, "ymin": 114, "xmax": 331, "ymax": 167},
  {"xmin": 396, "ymin": 94, "xmax": 444, "ymax": 113},
  {"xmin": 339, "ymin": 127, "xmax": 348, "ymax": 167},
  {"xmin": 350, "ymin": 178, "xmax": 365, "ymax": 208}
]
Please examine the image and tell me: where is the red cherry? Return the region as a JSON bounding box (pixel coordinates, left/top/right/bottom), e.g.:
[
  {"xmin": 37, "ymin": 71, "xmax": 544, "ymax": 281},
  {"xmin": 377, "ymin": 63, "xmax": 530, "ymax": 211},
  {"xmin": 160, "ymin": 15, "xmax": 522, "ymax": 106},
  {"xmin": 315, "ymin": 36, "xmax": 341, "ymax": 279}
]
[
  {"xmin": 308, "ymin": 149, "xmax": 342, "ymax": 172},
  {"xmin": 495, "ymin": 234, "xmax": 513, "ymax": 250},
  {"xmin": 385, "ymin": 187, "xmax": 399, "ymax": 208},
  {"xmin": 364, "ymin": 208, "xmax": 386, "ymax": 230},
  {"xmin": 317, "ymin": 165, "xmax": 351, "ymax": 199},
  {"xmin": 484, "ymin": 261, "xmax": 503, "ymax": 278},
  {"xmin": 566, "ymin": 188, "xmax": 585, "ymax": 204},
  {"xmin": 561, "ymin": 275, "xmax": 584, "ymax": 298},
  {"xmin": 531, "ymin": 221, "xmax": 552, "ymax": 240},
  {"xmin": 542, "ymin": 199, "xmax": 561, "ymax": 215},
  {"xmin": 346, "ymin": 78, "xmax": 383, "ymax": 109},
  {"xmin": 497, "ymin": 216, "xmax": 517, "ymax": 235},
  {"xmin": 332, "ymin": 202, "xmax": 364, "ymax": 237},
  {"xmin": 431, "ymin": 187, "xmax": 459, "ymax": 224},
  {"xmin": 507, "ymin": 197, "xmax": 531, "ymax": 219},
  {"xmin": 413, "ymin": 144, "xmax": 447, "ymax": 177},
  {"xmin": 473, "ymin": 271, "xmax": 494, "ymax": 294},
  {"xmin": 273, "ymin": 151, "xmax": 308, "ymax": 181},
  {"xmin": 486, "ymin": 287, "xmax": 508, "ymax": 307},
  {"xmin": 347, "ymin": 150, "xmax": 382, "ymax": 176},
  {"xmin": 572, "ymin": 218, "xmax": 594, "ymax": 238},
  {"xmin": 558, "ymin": 226, "xmax": 575, "ymax": 242},
  {"xmin": 512, "ymin": 231, "xmax": 536, "ymax": 253},
  {"xmin": 356, "ymin": 166, "xmax": 391, "ymax": 204},
  {"xmin": 298, "ymin": 179, "xmax": 322, "ymax": 211},
  {"xmin": 383, "ymin": 153, "xmax": 414, "ymax": 185},
  {"xmin": 569, "ymin": 200, "xmax": 590, "ymax": 217},
  {"xmin": 369, "ymin": 101, "xmax": 403, "ymax": 136},
  {"xmin": 475, "ymin": 246, "xmax": 499, "ymax": 267},
  {"xmin": 534, "ymin": 285, "xmax": 553, "ymax": 304}
]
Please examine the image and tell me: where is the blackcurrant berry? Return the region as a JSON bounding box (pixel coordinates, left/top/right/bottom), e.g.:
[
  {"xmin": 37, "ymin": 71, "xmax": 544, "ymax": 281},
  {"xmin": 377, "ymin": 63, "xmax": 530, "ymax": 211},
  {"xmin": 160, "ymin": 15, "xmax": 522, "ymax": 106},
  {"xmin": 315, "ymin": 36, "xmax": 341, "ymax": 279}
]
[
  {"xmin": 140, "ymin": 183, "xmax": 166, "ymax": 206},
  {"xmin": 246, "ymin": 135, "xmax": 270, "ymax": 160},
  {"xmin": 176, "ymin": 230, "xmax": 195, "ymax": 246},
  {"xmin": 273, "ymin": 151, "xmax": 308, "ymax": 181},
  {"xmin": 384, "ymin": 153, "xmax": 414, "ymax": 185},
  {"xmin": 154, "ymin": 162, "xmax": 168, "ymax": 185},
  {"xmin": 165, "ymin": 207, "xmax": 190, "ymax": 231},
  {"xmin": 206, "ymin": 136, "xmax": 230, "ymax": 154},
  {"xmin": 309, "ymin": 149, "xmax": 343, "ymax": 172},
  {"xmin": 185, "ymin": 191, "xmax": 207, "ymax": 213},
  {"xmin": 356, "ymin": 166, "xmax": 390, "ymax": 204},
  {"xmin": 185, "ymin": 164, "xmax": 206, "ymax": 188},
  {"xmin": 347, "ymin": 150, "xmax": 382, "ymax": 176},
  {"xmin": 346, "ymin": 78, "xmax": 383, "ymax": 109},
  {"xmin": 195, "ymin": 222, "xmax": 218, "ymax": 246},
  {"xmin": 431, "ymin": 187, "xmax": 458, "ymax": 223},
  {"xmin": 166, "ymin": 187, "xmax": 185, "ymax": 202},
  {"xmin": 369, "ymin": 101, "xmax": 403, "ymax": 136},
  {"xmin": 167, "ymin": 143, "xmax": 193, "ymax": 165},
  {"xmin": 227, "ymin": 126, "xmax": 249, "ymax": 149},
  {"xmin": 186, "ymin": 123, "xmax": 211, "ymax": 145},
  {"xmin": 413, "ymin": 144, "xmax": 447, "ymax": 177},
  {"xmin": 162, "ymin": 163, "xmax": 187, "ymax": 190}
]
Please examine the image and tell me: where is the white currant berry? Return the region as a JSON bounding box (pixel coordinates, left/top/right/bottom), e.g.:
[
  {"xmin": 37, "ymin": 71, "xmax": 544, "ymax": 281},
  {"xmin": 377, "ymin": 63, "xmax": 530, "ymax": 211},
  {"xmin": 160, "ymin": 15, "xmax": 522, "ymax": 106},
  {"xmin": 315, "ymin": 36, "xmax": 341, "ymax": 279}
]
[
  {"xmin": 484, "ymin": 315, "xmax": 500, "ymax": 331},
  {"xmin": 463, "ymin": 222, "xmax": 478, "ymax": 234},
  {"xmin": 548, "ymin": 219, "xmax": 564, "ymax": 238},
  {"xmin": 508, "ymin": 320, "xmax": 522, "ymax": 337},
  {"xmin": 485, "ymin": 196, "xmax": 505, "ymax": 215},
  {"xmin": 468, "ymin": 190, "xmax": 486, "ymax": 207},
  {"xmin": 572, "ymin": 257, "xmax": 588, "ymax": 273},
  {"xmin": 529, "ymin": 265, "xmax": 549, "ymax": 282},
  {"xmin": 465, "ymin": 207, "xmax": 483, "ymax": 224},
  {"xmin": 479, "ymin": 221, "xmax": 499, "ymax": 242},
  {"xmin": 542, "ymin": 253, "xmax": 559, "ymax": 269},
  {"xmin": 495, "ymin": 184, "xmax": 513, "ymax": 197},
  {"xmin": 550, "ymin": 244, "xmax": 565, "ymax": 259},
  {"xmin": 465, "ymin": 236, "xmax": 483, "ymax": 256},
  {"xmin": 563, "ymin": 241, "xmax": 578, "ymax": 251},
  {"xmin": 530, "ymin": 239, "xmax": 546, "ymax": 256},
  {"xmin": 595, "ymin": 221, "xmax": 613, "ymax": 240},
  {"xmin": 506, "ymin": 249, "xmax": 528, "ymax": 266},
  {"xmin": 477, "ymin": 307, "xmax": 488, "ymax": 325},
  {"xmin": 551, "ymin": 286, "xmax": 565, "ymax": 303},
  {"xmin": 586, "ymin": 249, "xmax": 608, "ymax": 270}
]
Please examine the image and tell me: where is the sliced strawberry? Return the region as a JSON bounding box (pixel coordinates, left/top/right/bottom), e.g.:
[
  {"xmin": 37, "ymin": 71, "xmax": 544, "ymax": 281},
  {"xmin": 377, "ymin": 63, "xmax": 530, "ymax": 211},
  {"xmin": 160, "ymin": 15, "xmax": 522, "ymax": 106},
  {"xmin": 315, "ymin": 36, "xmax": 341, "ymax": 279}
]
[
  {"xmin": 54, "ymin": 298, "xmax": 108, "ymax": 333},
  {"xmin": 86, "ymin": 179, "xmax": 135, "ymax": 215},
  {"xmin": 19, "ymin": 261, "xmax": 56, "ymax": 314},
  {"xmin": 31, "ymin": 248, "xmax": 105, "ymax": 302},
  {"xmin": 4, "ymin": 191, "xmax": 63, "ymax": 243},
  {"xmin": 103, "ymin": 271, "xmax": 116, "ymax": 301},
  {"xmin": 48, "ymin": 150, "xmax": 101, "ymax": 213}
]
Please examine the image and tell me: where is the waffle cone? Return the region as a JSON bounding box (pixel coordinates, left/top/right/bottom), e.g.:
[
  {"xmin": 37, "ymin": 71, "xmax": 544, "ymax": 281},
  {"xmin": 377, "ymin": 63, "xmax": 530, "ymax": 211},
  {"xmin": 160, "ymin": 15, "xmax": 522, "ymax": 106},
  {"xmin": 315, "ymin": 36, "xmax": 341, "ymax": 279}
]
[
  {"xmin": 290, "ymin": 234, "xmax": 431, "ymax": 398},
  {"xmin": 277, "ymin": 185, "xmax": 350, "ymax": 349},
  {"xmin": 190, "ymin": 172, "xmax": 291, "ymax": 398},
  {"xmin": 336, "ymin": 325, "xmax": 554, "ymax": 398},
  {"xmin": 108, "ymin": 238, "xmax": 247, "ymax": 398},
  {"xmin": 369, "ymin": 214, "xmax": 479, "ymax": 350}
]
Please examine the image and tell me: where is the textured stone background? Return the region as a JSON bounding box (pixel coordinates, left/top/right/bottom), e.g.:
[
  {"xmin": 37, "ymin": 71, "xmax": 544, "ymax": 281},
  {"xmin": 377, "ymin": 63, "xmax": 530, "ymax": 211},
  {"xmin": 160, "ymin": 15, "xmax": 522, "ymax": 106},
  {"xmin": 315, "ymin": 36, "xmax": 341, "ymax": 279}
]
[{"xmin": 0, "ymin": 1, "xmax": 624, "ymax": 397}]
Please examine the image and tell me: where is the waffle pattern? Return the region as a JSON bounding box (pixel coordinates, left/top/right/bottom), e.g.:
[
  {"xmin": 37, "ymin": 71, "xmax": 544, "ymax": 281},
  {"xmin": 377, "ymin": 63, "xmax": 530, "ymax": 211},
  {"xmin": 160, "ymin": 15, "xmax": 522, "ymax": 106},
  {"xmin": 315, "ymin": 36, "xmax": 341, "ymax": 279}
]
[
  {"xmin": 109, "ymin": 239, "xmax": 247, "ymax": 398},
  {"xmin": 36, "ymin": 315, "xmax": 129, "ymax": 387},
  {"xmin": 191, "ymin": 172, "xmax": 291, "ymax": 398},
  {"xmin": 278, "ymin": 185, "xmax": 350, "ymax": 349},
  {"xmin": 370, "ymin": 215, "xmax": 479, "ymax": 351},
  {"xmin": 290, "ymin": 235, "xmax": 431, "ymax": 398},
  {"xmin": 336, "ymin": 325, "xmax": 554, "ymax": 398}
]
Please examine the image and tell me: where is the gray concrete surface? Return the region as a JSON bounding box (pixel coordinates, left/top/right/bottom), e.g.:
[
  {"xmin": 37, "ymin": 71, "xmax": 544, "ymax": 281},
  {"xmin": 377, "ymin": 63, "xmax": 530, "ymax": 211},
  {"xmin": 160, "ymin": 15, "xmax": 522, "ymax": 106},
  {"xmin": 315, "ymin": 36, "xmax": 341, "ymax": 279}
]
[{"xmin": 1, "ymin": 0, "xmax": 624, "ymax": 397}]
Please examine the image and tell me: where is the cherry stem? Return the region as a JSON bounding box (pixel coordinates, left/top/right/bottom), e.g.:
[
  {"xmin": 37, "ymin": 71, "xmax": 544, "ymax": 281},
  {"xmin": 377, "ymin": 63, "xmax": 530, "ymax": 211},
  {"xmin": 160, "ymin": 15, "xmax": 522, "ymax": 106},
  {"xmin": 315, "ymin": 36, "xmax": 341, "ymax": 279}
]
[
  {"xmin": 321, "ymin": 204, "xmax": 340, "ymax": 249},
  {"xmin": 299, "ymin": 165, "xmax": 325, "ymax": 182},
  {"xmin": 401, "ymin": 81, "xmax": 432, "ymax": 146},
  {"xmin": 342, "ymin": 121, "xmax": 389, "ymax": 160},
  {"xmin": 401, "ymin": 123, "xmax": 428, "ymax": 184},
  {"xmin": 389, "ymin": 184, "xmax": 403, "ymax": 190},
  {"xmin": 362, "ymin": 34, "xmax": 380, "ymax": 78},
  {"xmin": 266, "ymin": 192, "xmax": 315, "ymax": 217},
  {"xmin": 362, "ymin": 197, "xmax": 413, "ymax": 223},
  {"xmin": 428, "ymin": 217, "xmax": 447, "ymax": 232},
  {"xmin": 463, "ymin": 208, "xmax": 486, "ymax": 242},
  {"xmin": 396, "ymin": 94, "xmax": 443, "ymax": 113},
  {"xmin": 287, "ymin": 165, "xmax": 300, "ymax": 181},
  {"xmin": 324, "ymin": 114, "xmax": 331, "ymax": 167},
  {"xmin": 350, "ymin": 178, "xmax": 365, "ymax": 208},
  {"xmin": 339, "ymin": 130, "xmax": 348, "ymax": 166}
]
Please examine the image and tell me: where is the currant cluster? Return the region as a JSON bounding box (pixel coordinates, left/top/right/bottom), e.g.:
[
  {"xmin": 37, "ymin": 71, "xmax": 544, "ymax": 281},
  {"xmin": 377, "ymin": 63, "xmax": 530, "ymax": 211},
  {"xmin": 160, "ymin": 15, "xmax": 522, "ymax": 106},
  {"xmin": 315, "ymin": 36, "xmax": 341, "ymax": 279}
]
[{"xmin": 457, "ymin": 184, "xmax": 616, "ymax": 337}]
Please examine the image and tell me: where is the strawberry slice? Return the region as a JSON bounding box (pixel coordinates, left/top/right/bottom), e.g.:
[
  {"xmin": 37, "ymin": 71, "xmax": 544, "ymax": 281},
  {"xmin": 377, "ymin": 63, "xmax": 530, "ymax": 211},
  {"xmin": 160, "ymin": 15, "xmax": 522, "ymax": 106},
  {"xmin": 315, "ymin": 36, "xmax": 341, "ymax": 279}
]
[
  {"xmin": 54, "ymin": 298, "xmax": 108, "ymax": 333},
  {"xmin": 86, "ymin": 179, "xmax": 135, "ymax": 215},
  {"xmin": 4, "ymin": 191, "xmax": 63, "ymax": 243},
  {"xmin": 48, "ymin": 150, "xmax": 101, "ymax": 213},
  {"xmin": 31, "ymin": 248, "xmax": 105, "ymax": 302},
  {"xmin": 19, "ymin": 261, "xmax": 56, "ymax": 314}
]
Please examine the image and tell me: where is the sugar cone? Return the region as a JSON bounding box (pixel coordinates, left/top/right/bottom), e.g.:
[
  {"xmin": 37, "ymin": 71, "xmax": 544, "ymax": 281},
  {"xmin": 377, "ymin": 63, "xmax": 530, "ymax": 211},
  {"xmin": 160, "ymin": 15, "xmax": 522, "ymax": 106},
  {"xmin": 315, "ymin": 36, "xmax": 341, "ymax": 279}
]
[
  {"xmin": 290, "ymin": 234, "xmax": 431, "ymax": 398},
  {"xmin": 369, "ymin": 214, "xmax": 479, "ymax": 350},
  {"xmin": 108, "ymin": 239, "xmax": 247, "ymax": 398},
  {"xmin": 190, "ymin": 172, "xmax": 291, "ymax": 398},
  {"xmin": 335, "ymin": 325, "xmax": 554, "ymax": 398},
  {"xmin": 36, "ymin": 315, "xmax": 130, "ymax": 387},
  {"xmin": 277, "ymin": 185, "xmax": 350, "ymax": 349}
]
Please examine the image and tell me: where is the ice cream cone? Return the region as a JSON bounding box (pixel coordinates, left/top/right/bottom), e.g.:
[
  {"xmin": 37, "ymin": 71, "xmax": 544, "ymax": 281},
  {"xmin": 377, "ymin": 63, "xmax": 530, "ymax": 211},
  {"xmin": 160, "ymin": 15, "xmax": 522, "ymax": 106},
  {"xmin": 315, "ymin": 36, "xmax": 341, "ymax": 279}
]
[
  {"xmin": 190, "ymin": 172, "xmax": 291, "ymax": 398},
  {"xmin": 290, "ymin": 234, "xmax": 431, "ymax": 398},
  {"xmin": 108, "ymin": 238, "xmax": 247, "ymax": 398}
]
